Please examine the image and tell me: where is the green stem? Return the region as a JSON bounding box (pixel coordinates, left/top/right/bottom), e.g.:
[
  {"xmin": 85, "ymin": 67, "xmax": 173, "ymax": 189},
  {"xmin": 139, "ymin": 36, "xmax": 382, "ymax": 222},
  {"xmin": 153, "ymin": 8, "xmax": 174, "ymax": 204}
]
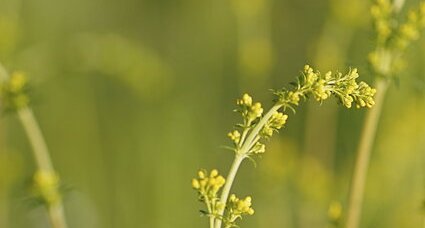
[
  {"xmin": 239, "ymin": 104, "xmax": 282, "ymax": 154},
  {"xmin": 214, "ymin": 104, "xmax": 282, "ymax": 228},
  {"xmin": 345, "ymin": 1, "xmax": 405, "ymax": 227},
  {"xmin": 0, "ymin": 63, "xmax": 68, "ymax": 228},
  {"xmin": 18, "ymin": 108, "xmax": 68, "ymax": 228},
  {"xmin": 345, "ymin": 79, "xmax": 389, "ymax": 228},
  {"xmin": 238, "ymin": 127, "xmax": 250, "ymax": 148},
  {"xmin": 48, "ymin": 204, "xmax": 68, "ymax": 228},
  {"xmin": 17, "ymin": 108, "xmax": 54, "ymax": 171},
  {"xmin": 247, "ymin": 136, "xmax": 260, "ymax": 152},
  {"xmin": 18, "ymin": 107, "xmax": 67, "ymax": 228},
  {"xmin": 204, "ymin": 195, "xmax": 215, "ymax": 228},
  {"xmin": 214, "ymin": 154, "xmax": 244, "ymax": 228}
]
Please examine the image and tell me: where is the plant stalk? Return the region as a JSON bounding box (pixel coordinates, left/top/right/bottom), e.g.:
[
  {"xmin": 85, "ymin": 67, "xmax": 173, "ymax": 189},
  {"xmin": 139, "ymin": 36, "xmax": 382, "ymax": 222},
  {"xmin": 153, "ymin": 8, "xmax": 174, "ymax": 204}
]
[
  {"xmin": 17, "ymin": 107, "xmax": 54, "ymax": 172},
  {"xmin": 345, "ymin": 1, "xmax": 405, "ymax": 227},
  {"xmin": 345, "ymin": 79, "xmax": 389, "ymax": 228},
  {"xmin": 18, "ymin": 107, "xmax": 68, "ymax": 228},
  {"xmin": 0, "ymin": 63, "xmax": 68, "ymax": 228},
  {"xmin": 204, "ymin": 196, "xmax": 214, "ymax": 228},
  {"xmin": 48, "ymin": 204, "xmax": 68, "ymax": 228},
  {"xmin": 214, "ymin": 154, "xmax": 244, "ymax": 228},
  {"xmin": 214, "ymin": 104, "xmax": 281, "ymax": 228}
]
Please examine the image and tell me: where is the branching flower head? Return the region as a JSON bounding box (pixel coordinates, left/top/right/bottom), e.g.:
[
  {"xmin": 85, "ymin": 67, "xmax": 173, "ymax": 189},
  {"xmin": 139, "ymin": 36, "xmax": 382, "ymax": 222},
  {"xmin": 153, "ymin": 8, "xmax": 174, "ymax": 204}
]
[
  {"xmin": 275, "ymin": 65, "xmax": 376, "ymax": 110},
  {"xmin": 192, "ymin": 169, "xmax": 227, "ymax": 218},
  {"xmin": 223, "ymin": 194, "xmax": 254, "ymax": 228},
  {"xmin": 260, "ymin": 111, "xmax": 288, "ymax": 138},
  {"xmin": 193, "ymin": 169, "xmax": 226, "ymax": 198},
  {"xmin": 236, "ymin": 93, "xmax": 263, "ymax": 126},
  {"xmin": 193, "ymin": 65, "xmax": 376, "ymax": 228}
]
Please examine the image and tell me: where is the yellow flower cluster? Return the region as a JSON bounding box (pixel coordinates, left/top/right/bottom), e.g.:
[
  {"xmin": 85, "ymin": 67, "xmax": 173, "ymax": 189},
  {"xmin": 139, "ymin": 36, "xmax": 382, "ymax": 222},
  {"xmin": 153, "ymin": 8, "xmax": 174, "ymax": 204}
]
[
  {"xmin": 33, "ymin": 170, "xmax": 61, "ymax": 206},
  {"xmin": 228, "ymin": 194, "xmax": 254, "ymax": 215},
  {"xmin": 286, "ymin": 91, "xmax": 301, "ymax": 105},
  {"xmin": 236, "ymin": 93, "xmax": 263, "ymax": 125},
  {"xmin": 230, "ymin": 93, "xmax": 289, "ymax": 156},
  {"xmin": 261, "ymin": 111, "xmax": 288, "ymax": 138},
  {"xmin": 250, "ymin": 142, "xmax": 265, "ymax": 154},
  {"xmin": 223, "ymin": 194, "xmax": 255, "ymax": 227},
  {"xmin": 192, "ymin": 169, "xmax": 226, "ymax": 219},
  {"xmin": 275, "ymin": 65, "xmax": 376, "ymax": 110},
  {"xmin": 0, "ymin": 71, "xmax": 29, "ymax": 111},
  {"xmin": 192, "ymin": 169, "xmax": 256, "ymax": 226},
  {"xmin": 227, "ymin": 66, "xmax": 375, "ymax": 157},
  {"xmin": 236, "ymin": 93, "xmax": 252, "ymax": 106},
  {"xmin": 192, "ymin": 169, "xmax": 226, "ymax": 197},
  {"xmin": 355, "ymin": 82, "xmax": 377, "ymax": 108},
  {"xmin": 227, "ymin": 130, "xmax": 241, "ymax": 145}
]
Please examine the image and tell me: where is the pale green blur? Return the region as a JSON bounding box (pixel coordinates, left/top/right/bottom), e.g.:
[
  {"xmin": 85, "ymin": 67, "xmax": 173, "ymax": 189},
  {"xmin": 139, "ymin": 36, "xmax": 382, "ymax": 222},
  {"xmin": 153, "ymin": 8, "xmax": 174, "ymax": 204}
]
[{"xmin": 0, "ymin": 0, "xmax": 424, "ymax": 227}]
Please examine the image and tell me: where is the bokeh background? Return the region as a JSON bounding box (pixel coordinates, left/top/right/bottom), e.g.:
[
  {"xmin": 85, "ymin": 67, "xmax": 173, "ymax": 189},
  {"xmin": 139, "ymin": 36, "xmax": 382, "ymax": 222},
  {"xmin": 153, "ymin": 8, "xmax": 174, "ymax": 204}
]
[{"xmin": 0, "ymin": 0, "xmax": 424, "ymax": 227}]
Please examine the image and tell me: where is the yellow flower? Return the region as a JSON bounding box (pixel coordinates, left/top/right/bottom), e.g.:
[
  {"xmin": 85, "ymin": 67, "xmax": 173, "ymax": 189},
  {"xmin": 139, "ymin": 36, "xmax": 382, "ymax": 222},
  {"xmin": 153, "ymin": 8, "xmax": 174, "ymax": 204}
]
[
  {"xmin": 192, "ymin": 169, "xmax": 226, "ymax": 198},
  {"xmin": 248, "ymin": 102, "xmax": 263, "ymax": 120},
  {"xmin": 238, "ymin": 93, "xmax": 252, "ymax": 106},
  {"xmin": 192, "ymin": 179, "xmax": 200, "ymax": 189},
  {"xmin": 227, "ymin": 130, "xmax": 241, "ymax": 144},
  {"xmin": 0, "ymin": 71, "xmax": 30, "ymax": 111},
  {"xmin": 33, "ymin": 170, "xmax": 61, "ymax": 205},
  {"xmin": 8, "ymin": 72, "xmax": 27, "ymax": 93},
  {"xmin": 328, "ymin": 201, "xmax": 342, "ymax": 221},
  {"xmin": 228, "ymin": 194, "xmax": 255, "ymax": 216}
]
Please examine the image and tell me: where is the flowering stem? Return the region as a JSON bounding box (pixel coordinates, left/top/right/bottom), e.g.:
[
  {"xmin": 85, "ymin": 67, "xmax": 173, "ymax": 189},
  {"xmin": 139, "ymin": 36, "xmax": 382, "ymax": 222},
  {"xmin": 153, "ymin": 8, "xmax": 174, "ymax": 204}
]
[
  {"xmin": 345, "ymin": 0, "xmax": 408, "ymax": 226},
  {"xmin": 240, "ymin": 105, "xmax": 282, "ymax": 153},
  {"xmin": 195, "ymin": 66, "xmax": 376, "ymax": 228},
  {"xmin": 0, "ymin": 63, "xmax": 68, "ymax": 228},
  {"xmin": 47, "ymin": 204, "xmax": 68, "ymax": 228},
  {"xmin": 345, "ymin": 79, "xmax": 389, "ymax": 228},
  {"xmin": 214, "ymin": 104, "xmax": 282, "ymax": 228},
  {"xmin": 17, "ymin": 107, "xmax": 68, "ymax": 228}
]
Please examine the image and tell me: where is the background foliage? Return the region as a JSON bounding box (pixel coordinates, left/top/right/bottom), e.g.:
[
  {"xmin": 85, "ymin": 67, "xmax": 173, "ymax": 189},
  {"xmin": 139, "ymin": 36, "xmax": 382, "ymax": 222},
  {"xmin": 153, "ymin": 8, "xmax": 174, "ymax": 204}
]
[{"xmin": 0, "ymin": 0, "xmax": 424, "ymax": 227}]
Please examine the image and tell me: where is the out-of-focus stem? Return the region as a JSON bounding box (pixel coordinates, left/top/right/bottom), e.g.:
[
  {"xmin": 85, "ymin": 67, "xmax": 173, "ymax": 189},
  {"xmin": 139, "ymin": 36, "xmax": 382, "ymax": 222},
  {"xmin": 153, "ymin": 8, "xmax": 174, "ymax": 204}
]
[
  {"xmin": 0, "ymin": 63, "xmax": 68, "ymax": 228},
  {"xmin": 393, "ymin": 0, "xmax": 406, "ymax": 12},
  {"xmin": 48, "ymin": 204, "xmax": 68, "ymax": 228},
  {"xmin": 345, "ymin": 79, "xmax": 389, "ymax": 228},
  {"xmin": 345, "ymin": 1, "xmax": 406, "ymax": 227},
  {"xmin": 17, "ymin": 108, "xmax": 53, "ymax": 171},
  {"xmin": 18, "ymin": 106, "xmax": 68, "ymax": 228}
]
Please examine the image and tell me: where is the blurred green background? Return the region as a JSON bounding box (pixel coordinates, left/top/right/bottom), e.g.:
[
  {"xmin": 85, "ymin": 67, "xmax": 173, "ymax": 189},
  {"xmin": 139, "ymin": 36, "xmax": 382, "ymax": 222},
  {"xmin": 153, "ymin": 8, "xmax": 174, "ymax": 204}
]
[{"xmin": 0, "ymin": 0, "xmax": 424, "ymax": 227}]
